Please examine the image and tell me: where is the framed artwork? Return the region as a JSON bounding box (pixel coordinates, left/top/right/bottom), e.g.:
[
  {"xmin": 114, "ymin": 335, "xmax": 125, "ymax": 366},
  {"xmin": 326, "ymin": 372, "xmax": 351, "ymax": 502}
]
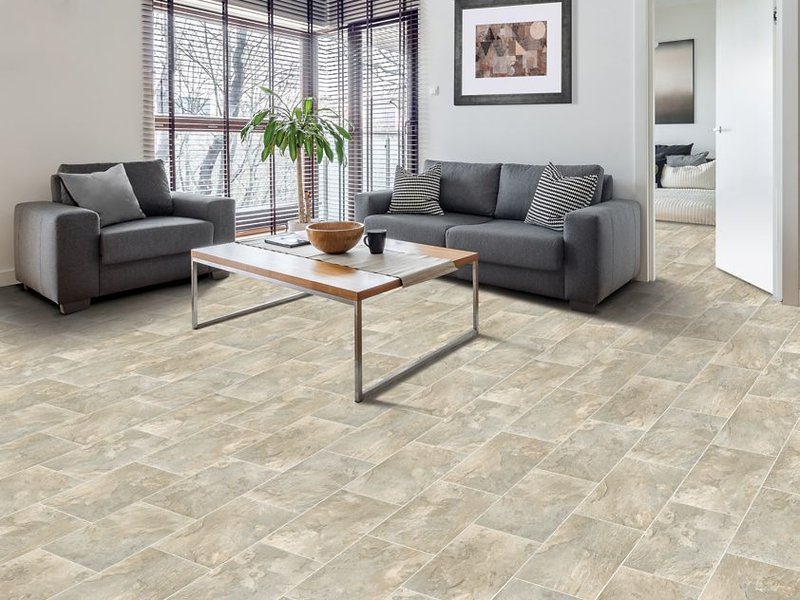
[
  {"xmin": 655, "ymin": 39, "xmax": 695, "ymax": 124},
  {"xmin": 454, "ymin": 0, "xmax": 572, "ymax": 105}
]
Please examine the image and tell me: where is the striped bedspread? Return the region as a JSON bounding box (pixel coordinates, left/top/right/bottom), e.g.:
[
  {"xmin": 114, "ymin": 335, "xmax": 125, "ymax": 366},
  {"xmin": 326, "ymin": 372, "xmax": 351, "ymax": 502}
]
[{"xmin": 654, "ymin": 188, "xmax": 716, "ymax": 226}]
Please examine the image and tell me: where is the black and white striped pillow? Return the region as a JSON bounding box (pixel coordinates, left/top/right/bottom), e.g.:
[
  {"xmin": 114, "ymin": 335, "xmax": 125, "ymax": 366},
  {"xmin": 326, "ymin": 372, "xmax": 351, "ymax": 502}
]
[
  {"xmin": 525, "ymin": 163, "xmax": 598, "ymax": 231},
  {"xmin": 389, "ymin": 164, "xmax": 444, "ymax": 215}
]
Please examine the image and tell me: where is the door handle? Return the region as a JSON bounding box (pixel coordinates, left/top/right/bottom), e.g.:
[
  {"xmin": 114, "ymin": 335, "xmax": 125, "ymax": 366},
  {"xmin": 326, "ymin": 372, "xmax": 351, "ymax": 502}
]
[{"xmin": 712, "ymin": 126, "xmax": 723, "ymax": 133}]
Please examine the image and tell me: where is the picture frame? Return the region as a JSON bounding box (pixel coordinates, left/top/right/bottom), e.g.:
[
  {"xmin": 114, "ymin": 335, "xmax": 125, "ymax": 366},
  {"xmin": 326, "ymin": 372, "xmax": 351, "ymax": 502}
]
[
  {"xmin": 454, "ymin": 0, "xmax": 572, "ymax": 106},
  {"xmin": 654, "ymin": 39, "xmax": 696, "ymax": 124}
]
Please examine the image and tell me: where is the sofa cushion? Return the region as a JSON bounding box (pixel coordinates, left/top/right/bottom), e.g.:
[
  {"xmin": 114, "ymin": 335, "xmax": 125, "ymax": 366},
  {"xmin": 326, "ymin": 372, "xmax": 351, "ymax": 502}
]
[
  {"xmin": 446, "ymin": 219, "xmax": 564, "ymax": 271},
  {"xmin": 363, "ymin": 213, "xmax": 492, "ymax": 247},
  {"xmin": 495, "ymin": 163, "xmax": 606, "ymax": 220},
  {"xmin": 424, "ymin": 160, "xmax": 501, "ymax": 217},
  {"xmin": 58, "ymin": 160, "xmax": 173, "ymax": 216},
  {"xmin": 59, "ymin": 164, "xmax": 146, "ymax": 227},
  {"xmin": 100, "ymin": 216, "xmax": 213, "ymax": 265}
]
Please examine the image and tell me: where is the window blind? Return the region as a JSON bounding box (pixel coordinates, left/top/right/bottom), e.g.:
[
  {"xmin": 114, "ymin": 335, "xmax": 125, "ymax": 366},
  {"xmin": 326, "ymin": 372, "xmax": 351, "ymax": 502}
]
[{"xmin": 148, "ymin": 0, "xmax": 418, "ymax": 233}]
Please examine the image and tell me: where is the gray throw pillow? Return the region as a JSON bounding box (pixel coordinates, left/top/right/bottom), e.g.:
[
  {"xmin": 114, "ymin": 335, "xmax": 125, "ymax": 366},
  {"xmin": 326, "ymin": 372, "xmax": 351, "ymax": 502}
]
[
  {"xmin": 666, "ymin": 152, "xmax": 709, "ymax": 167},
  {"xmin": 59, "ymin": 164, "xmax": 146, "ymax": 227}
]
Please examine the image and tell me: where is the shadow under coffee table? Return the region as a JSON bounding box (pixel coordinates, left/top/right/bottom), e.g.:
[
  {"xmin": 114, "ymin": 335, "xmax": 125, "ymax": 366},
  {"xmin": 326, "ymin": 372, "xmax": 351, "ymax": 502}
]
[{"xmin": 190, "ymin": 239, "xmax": 479, "ymax": 403}]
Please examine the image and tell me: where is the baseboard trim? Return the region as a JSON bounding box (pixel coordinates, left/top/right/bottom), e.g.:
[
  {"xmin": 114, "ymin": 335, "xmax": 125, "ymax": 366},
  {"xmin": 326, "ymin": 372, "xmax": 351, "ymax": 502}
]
[{"xmin": 0, "ymin": 269, "xmax": 19, "ymax": 287}]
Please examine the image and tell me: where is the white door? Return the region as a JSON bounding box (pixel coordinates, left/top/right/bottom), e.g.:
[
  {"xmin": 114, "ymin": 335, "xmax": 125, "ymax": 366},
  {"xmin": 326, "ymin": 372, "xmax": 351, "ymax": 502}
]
[{"xmin": 715, "ymin": 0, "xmax": 775, "ymax": 293}]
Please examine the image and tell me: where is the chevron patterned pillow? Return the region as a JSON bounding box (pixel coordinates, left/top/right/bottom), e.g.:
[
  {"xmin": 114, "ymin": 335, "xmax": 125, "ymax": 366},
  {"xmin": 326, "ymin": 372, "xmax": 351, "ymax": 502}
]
[
  {"xmin": 525, "ymin": 163, "xmax": 599, "ymax": 231},
  {"xmin": 389, "ymin": 164, "xmax": 444, "ymax": 215}
]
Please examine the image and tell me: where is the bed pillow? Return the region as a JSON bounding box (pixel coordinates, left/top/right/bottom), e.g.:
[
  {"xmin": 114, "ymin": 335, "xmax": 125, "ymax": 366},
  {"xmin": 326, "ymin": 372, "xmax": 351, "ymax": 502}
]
[
  {"xmin": 58, "ymin": 163, "xmax": 146, "ymax": 227},
  {"xmin": 525, "ymin": 163, "xmax": 598, "ymax": 231},
  {"xmin": 661, "ymin": 161, "xmax": 716, "ymax": 190},
  {"xmin": 389, "ymin": 164, "xmax": 444, "ymax": 215},
  {"xmin": 656, "ymin": 143, "xmax": 694, "ymax": 187},
  {"xmin": 667, "ymin": 152, "xmax": 709, "ymax": 167}
]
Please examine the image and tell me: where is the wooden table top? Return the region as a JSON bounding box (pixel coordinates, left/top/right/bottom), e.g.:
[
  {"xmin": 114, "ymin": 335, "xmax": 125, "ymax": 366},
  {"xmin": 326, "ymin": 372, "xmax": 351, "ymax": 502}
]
[{"xmin": 192, "ymin": 238, "xmax": 478, "ymax": 302}]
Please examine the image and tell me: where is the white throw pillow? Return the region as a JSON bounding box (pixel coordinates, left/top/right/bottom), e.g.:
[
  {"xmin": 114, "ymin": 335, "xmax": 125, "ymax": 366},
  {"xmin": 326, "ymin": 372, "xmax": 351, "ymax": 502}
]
[{"xmin": 660, "ymin": 161, "xmax": 716, "ymax": 190}]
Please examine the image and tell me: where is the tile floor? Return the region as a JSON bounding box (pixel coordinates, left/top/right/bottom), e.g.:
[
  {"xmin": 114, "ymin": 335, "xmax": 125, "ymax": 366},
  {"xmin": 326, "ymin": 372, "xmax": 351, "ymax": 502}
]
[{"xmin": 1, "ymin": 222, "xmax": 800, "ymax": 599}]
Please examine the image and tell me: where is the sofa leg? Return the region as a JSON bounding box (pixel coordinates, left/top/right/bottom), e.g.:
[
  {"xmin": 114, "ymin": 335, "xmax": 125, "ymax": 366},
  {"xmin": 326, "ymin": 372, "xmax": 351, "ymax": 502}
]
[
  {"xmin": 59, "ymin": 300, "xmax": 91, "ymax": 315},
  {"xmin": 210, "ymin": 269, "xmax": 230, "ymax": 281},
  {"xmin": 570, "ymin": 300, "xmax": 597, "ymax": 314}
]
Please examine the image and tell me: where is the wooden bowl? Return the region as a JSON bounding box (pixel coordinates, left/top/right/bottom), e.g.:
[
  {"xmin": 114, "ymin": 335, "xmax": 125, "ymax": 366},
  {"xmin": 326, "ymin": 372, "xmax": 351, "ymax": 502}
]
[{"xmin": 306, "ymin": 221, "xmax": 365, "ymax": 254}]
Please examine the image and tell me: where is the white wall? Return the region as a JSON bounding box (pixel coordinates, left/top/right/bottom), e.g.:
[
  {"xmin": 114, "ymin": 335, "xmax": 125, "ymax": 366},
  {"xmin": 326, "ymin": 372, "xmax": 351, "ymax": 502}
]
[
  {"xmin": 0, "ymin": 0, "xmax": 144, "ymax": 286},
  {"xmin": 420, "ymin": 0, "xmax": 640, "ymax": 200},
  {"xmin": 654, "ymin": 0, "xmax": 716, "ymax": 155}
]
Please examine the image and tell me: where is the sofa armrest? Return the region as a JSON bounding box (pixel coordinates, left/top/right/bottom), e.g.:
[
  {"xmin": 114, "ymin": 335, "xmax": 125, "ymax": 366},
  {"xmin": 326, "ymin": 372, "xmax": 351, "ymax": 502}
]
[
  {"xmin": 172, "ymin": 192, "xmax": 235, "ymax": 244},
  {"xmin": 563, "ymin": 199, "xmax": 641, "ymax": 311},
  {"xmin": 354, "ymin": 189, "xmax": 392, "ymax": 222},
  {"xmin": 14, "ymin": 202, "xmax": 100, "ymax": 305}
]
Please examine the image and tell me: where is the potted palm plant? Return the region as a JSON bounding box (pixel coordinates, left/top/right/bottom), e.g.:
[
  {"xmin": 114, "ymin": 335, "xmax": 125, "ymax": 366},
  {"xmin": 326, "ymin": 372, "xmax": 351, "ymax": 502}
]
[{"xmin": 241, "ymin": 87, "xmax": 351, "ymax": 231}]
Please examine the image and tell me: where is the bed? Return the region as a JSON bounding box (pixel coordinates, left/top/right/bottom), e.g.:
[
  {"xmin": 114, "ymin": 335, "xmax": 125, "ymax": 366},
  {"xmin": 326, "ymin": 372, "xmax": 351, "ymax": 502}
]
[{"xmin": 654, "ymin": 187, "xmax": 716, "ymax": 226}]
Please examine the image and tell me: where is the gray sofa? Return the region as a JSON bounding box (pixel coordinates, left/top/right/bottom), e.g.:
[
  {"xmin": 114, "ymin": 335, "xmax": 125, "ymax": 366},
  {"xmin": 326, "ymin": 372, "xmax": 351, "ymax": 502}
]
[
  {"xmin": 355, "ymin": 160, "xmax": 641, "ymax": 312},
  {"xmin": 14, "ymin": 160, "xmax": 235, "ymax": 314}
]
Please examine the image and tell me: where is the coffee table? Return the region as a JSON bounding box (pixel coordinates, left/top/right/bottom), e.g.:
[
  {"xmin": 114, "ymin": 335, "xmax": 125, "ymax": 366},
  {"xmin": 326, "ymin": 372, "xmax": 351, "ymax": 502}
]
[{"xmin": 190, "ymin": 239, "xmax": 479, "ymax": 403}]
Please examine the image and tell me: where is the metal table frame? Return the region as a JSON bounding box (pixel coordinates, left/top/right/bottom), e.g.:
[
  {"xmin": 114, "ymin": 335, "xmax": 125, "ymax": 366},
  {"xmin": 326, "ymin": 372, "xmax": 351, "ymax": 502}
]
[{"xmin": 191, "ymin": 259, "xmax": 479, "ymax": 403}]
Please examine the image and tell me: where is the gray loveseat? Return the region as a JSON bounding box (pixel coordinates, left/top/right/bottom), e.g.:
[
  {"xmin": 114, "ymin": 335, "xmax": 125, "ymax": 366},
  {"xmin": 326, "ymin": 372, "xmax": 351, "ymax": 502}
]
[
  {"xmin": 355, "ymin": 160, "xmax": 641, "ymax": 312},
  {"xmin": 14, "ymin": 160, "xmax": 235, "ymax": 314}
]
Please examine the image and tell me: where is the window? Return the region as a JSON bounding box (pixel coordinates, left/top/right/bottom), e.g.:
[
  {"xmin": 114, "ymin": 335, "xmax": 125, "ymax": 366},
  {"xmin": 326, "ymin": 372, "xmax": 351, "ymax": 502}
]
[{"xmin": 149, "ymin": 0, "xmax": 419, "ymax": 234}]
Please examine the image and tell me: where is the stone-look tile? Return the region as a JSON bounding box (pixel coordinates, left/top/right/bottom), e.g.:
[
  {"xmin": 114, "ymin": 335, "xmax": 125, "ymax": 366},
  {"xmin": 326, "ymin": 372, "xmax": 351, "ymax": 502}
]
[
  {"xmin": 673, "ymin": 445, "xmax": 772, "ymax": 517},
  {"xmin": 50, "ymin": 375, "xmax": 165, "ymax": 414},
  {"xmin": 136, "ymin": 368, "xmax": 248, "ymax": 410},
  {"xmin": 507, "ymin": 389, "xmax": 607, "ymax": 444},
  {"xmin": 766, "ymin": 431, "xmax": 800, "ymax": 494},
  {"xmin": 135, "ymin": 395, "xmax": 253, "ymax": 440},
  {"xmin": 327, "ymin": 409, "xmax": 439, "ymax": 463},
  {"xmin": 478, "ymin": 469, "xmax": 595, "ymax": 542},
  {"xmin": 562, "ymin": 350, "xmax": 652, "ymax": 396},
  {"xmin": 0, "ymin": 378, "xmax": 80, "ymax": 415},
  {"xmin": 702, "ymin": 553, "xmax": 800, "ymax": 600},
  {"xmin": 0, "ymin": 466, "xmax": 79, "ymax": 517},
  {"xmin": 639, "ymin": 337, "xmax": 722, "ymax": 384},
  {"xmin": 49, "ymin": 400, "xmax": 166, "ymax": 446},
  {"xmin": 537, "ymin": 324, "xmax": 625, "ymax": 367},
  {"xmin": 517, "ymin": 515, "xmax": 641, "ymax": 600},
  {"xmin": 495, "ymin": 579, "xmax": 578, "ymax": 600},
  {"xmin": 730, "ymin": 488, "xmax": 800, "ymax": 570},
  {"xmin": 657, "ymin": 281, "xmax": 733, "ymax": 318},
  {"xmin": 715, "ymin": 396, "xmax": 800, "ymax": 456},
  {"xmin": 158, "ymin": 497, "xmax": 293, "ymax": 568},
  {"xmin": 220, "ymin": 359, "xmax": 325, "ymax": 402},
  {"xmin": 44, "ymin": 429, "xmax": 169, "ymax": 479},
  {"xmin": 0, "ymin": 433, "xmax": 77, "ymax": 478},
  {"xmin": 407, "ymin": 525, "xmax": 538, "ymax": 600},
  {"xmin": 0, "ymin": 403, "xmax": 77, "ymax": 445},
  {"xmin": 597, "ymin": 567, "xmax": 699, "ymax": 600},
  {"xmin": 719, "ymin": 278, "xmax": 770, "ymax": 306},
  {"xmin": 751, "ymin": 351, "xmax": 800, "ymax": 400},
  {"xmin": 784, "ymin": 323, "xmax": 800, "ymax": 353},
  {"xmin": 749, "ymin": 301, "xmax": 800, "ymax": 330},
  {"xmin": 592, "ymin": 376, "xmax": 685, "ymax": 430},
  {"xmin": 479, "ymin": 359, "xmax": 578, "ymax": 408},
  {"xmin": 240, "ymin": 417, "xmax": 359, "ymax": 473},
  {"xmin": 143, "ymin": 423, "xmax": 264, "ymax": 475},
  {"xmin": 717, "ymin": 324, "xmax": 789, "ymax": 371},
  {"xmin": 614, "ymin": 313, "xmax": 692, "ymax": 356},
  {"xmin": 226, "ymin": 387, "xmax": 339, "ymax": 433},
  {"xmin": 673, "ymin": 364, "xmax": 759, "ymax": 418},
  {"xmin": 465, "ymin": 341, "xmax": 541, "ymax": 377},
  {"xmin": 145, "ymin": 459, "xmax": 275, "ymax": 518},
  {"xmin": 445, "ymin": 433, "xmax": 553, "ymax": 495},
  {"xmin": 0, "ymin": 548, "xmax": 91, "ymax": 600},
  {"xmin": 0, "ymin": 504, "xmax": 83, "ymax": 564},
  {"xmin": 401, "ymin": 368, "xmax": 503, "ymax": 418},
  {"xmin": 418, "ymin": 400, "xmax": 525, "ymax": 454},
  {"xmin": 538, "ymin": 421, "xmax": 642, "ymax": 482},
  {"xmin": 289, "ymin": 536, "xmax": 428, "ymax": 600},
  {"xmin": 45, "ymin": 462, "xmax": 179, "ymax": 521},
  {"xmin": 629, "ymin": 409, "xmax": 725, "ymax": 470},
  {"xmin": 347, "ymin": 442, "xmax": 462, "ymax": 505},
  {"xmin": 682, "ymin": 302, "xmax": 755, "ymax": 342},
  {"xmin": 45, "ymin": 503, "xmax": 190, "ymax": 571},
  {"xmin": 311, "ymin": 393, "xmax": 389, "ymax": 428},
  {"xmin": 251, "ymin": 451, "xmax": 371, "ymax": 512},
  {"xmin": 578, "ymin": 458, "xmax": 684, "ymax": 530},
  {"xmin": 372, "ymin": 481, "xmax": 495, "ymax": 553},
  {"xmin": 52, "ymin": 548, "xmax": 205, "ymax": 600},
  {"xmin": 268, "ymin": 491, "xmax": 396, "ymax": 562},
  {"xmin": 625, "ymin": 502, "xmax": 738, "ymax": 587},
  {"xmin": 169, "ymin": 543, "xmax": 319, "ymax": 600},
  {"xmin": 517, "ymin": 311, "xmax": 588, "ymax": 341}
]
